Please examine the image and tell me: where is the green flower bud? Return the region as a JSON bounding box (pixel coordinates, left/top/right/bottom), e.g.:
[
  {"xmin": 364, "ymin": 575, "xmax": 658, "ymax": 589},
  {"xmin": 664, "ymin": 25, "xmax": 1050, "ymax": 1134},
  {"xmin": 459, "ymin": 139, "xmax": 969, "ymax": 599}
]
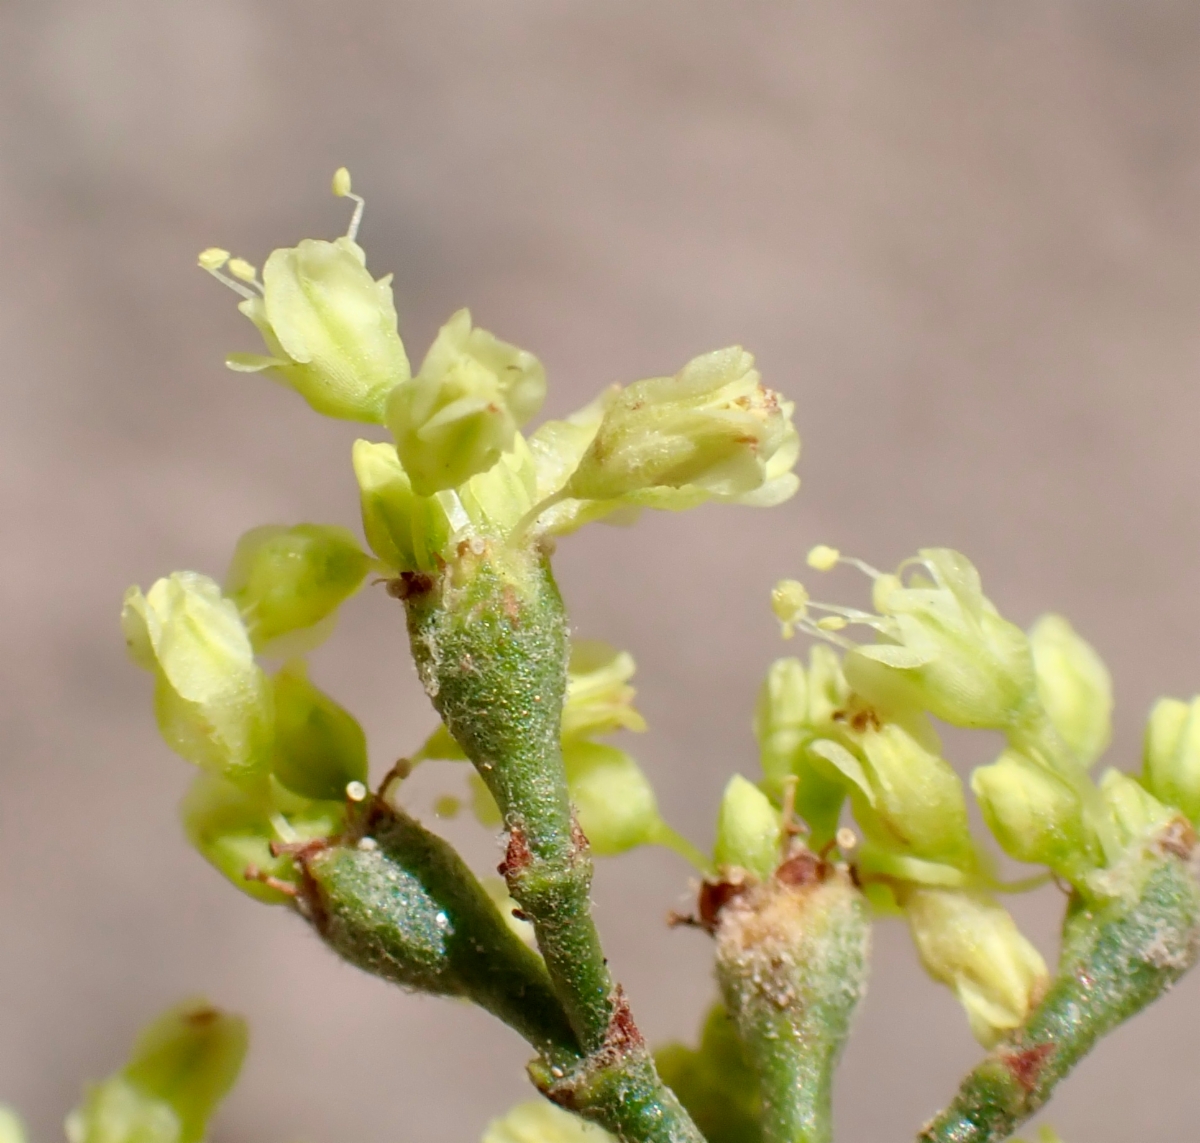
[
  {"xmin": 904, "ymin": 888, "xmax": 1048, "ymax": 1047},
  {"xmin": 1029, "ymin": 614, "xmax": 1112, "ymax": 766},
  {"xmin": 971, "ymin": 749, "xmax": 1095, "ymax": 883},
  {"xmin": 814, "ymin": 721, "xmax": 973, "ymax": 867},
  {"xmin": 181, "ymin": 772, "xmax": 345, "ymax": 904},
  {"xmin": 564, "ymin": 347, "xmax": 798, "ymax": 505},
  {"xmin": 121, "ymin": 573, "xmax": 273, "ymax": 782},
  {"xmin": 563, "ymin": 740, "xmax": 663, "ymax": 857},
  {"xmin": 838, "ymin": 549, "xmax": 1036, "ymax": 730},
  {"xmin": 208, "ymin": 228, "xmax": 409, "ymax": 423},
  {"xmin": 751, "ymin": 650, "xmax": 849, "ymax": 845},
  {"xmin": 482, "ymin": 1100, "xmax": 615, "ymax": 1143},
  {"xmin": 65, "ymin": 1000, "xmax": 247, "ymax": 1143},
  {"xmin": 351, "ymin": 440, "xmax": 453, "ymax": 572},
  {"xmin": 1098, "ymin": 767, "xmax": 1173, "ymax": 850},
  {"xmin": 270, "ymin": 661, "xmax": 368, "ymax": 801},
  {"xmin": 386, "ymin": 308, "xmax": 546, "ymax": 495},
  {"xmin": 713, "ymin": 775, "xmax": 782, "ymax": 879},
  {"xmin": 562, "ymin": 640, "xmax": 647, "ymax": 740},
  {"xmin": 0, "ymin": 1108, "xmax": 25, "ymax": 1143},
  {"xmin": 1142, "ymin": 695, "xmax": 1200, "ymax": 822},
  {"xmin": 224, "ymin": 524, "xmax": 369, "ymax": 655}
]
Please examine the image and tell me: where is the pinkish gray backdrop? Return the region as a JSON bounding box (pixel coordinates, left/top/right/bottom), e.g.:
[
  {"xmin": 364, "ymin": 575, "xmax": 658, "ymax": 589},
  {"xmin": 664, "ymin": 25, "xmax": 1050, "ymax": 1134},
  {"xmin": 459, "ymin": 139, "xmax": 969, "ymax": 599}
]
[{"xmin": 3, "ymin": 3, "xmax": 1200, "ymax": 1141}]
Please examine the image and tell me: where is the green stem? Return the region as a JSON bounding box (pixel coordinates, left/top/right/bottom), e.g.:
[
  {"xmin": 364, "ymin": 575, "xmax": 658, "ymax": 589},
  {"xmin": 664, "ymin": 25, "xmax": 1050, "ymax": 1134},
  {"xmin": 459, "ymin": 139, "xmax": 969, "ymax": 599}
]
[
  {"xmin": 399, "ymin": 543, "xmax": 705, "ymax": 1143},
  {"xmin": 716, "ymin": 861, "xmax": 871, "ymax": 1143},
  {"xmin": 297, "ymin": 798, "xmax": 581, "ymax": 1069},
  {"xmin": 920, "ymin": 821, "xmax": 1200, "ymax": 1143}
]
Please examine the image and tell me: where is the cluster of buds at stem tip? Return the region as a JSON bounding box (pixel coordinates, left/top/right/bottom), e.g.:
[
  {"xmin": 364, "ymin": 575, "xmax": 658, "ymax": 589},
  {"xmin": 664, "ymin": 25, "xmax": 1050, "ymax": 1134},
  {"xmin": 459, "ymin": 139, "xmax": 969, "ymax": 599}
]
[
  {"xmin": 199, "ymin": 170, "xmax": 800, "ymax": 581},
  {"xmin": 64, "ymin": 999, "xmax": 247, "ymax": 1143},
  {"xmin": 123, "ymin": 526, "xmax": 376, "ymax": 903}
]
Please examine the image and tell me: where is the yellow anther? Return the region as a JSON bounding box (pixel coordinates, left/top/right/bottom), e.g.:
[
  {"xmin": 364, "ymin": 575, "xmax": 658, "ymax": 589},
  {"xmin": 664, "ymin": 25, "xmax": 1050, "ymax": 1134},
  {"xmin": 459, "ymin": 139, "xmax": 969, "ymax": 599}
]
[
  {"xmin": 807, "ymin": 544, "xmax": 840, "ymax": 571},
  {"xmin": 771, "ymin": 579, "xmax": 808, "ymax": 638},
  {"xmin": 198, "ymin": 247, "xmax": 231, "ymax": 271},
  {"xmin": 332, "ymin": 167, "xmax": 353, "ymax": 197},
  {"xmin": 816, "ymin": 615, "xmax": 848, "ymax": 632},
  {"xmin": 227, "ymin": 258, "xmax": 257, "ymax": 283}
]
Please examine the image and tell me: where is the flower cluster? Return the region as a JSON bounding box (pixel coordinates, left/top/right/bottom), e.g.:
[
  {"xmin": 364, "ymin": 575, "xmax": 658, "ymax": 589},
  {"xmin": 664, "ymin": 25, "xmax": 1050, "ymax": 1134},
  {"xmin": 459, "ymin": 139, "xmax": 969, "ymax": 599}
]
[
  {"xmin": 720, "ymin": 544, "xmax": 1195, "ymax": 1047},
  {"xmin": 201, "ymin": 169, "xmax": 799, "ymax": 575}
]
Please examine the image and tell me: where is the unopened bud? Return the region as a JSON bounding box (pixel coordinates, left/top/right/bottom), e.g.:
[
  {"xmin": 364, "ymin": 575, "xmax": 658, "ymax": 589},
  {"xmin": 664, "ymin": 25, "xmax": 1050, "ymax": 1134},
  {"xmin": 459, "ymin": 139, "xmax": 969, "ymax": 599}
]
[
  {"xmin": 713, "ymin": 775, "xmax": 782, "ymax": 879},
  {"xmin": 1142, "ymin": 696, "xmax": 1200, "ymax": 822},
  {"xmin": 351, "ymin": 440, "xmax": 452, "ymax": 573},
  {"xmin": 972, "ymin": 749, "xmax": 1095, "ymax": 883},
  {"xmin": 1029, "ymin": 614, "xmax": 1112, "ymax": 766},
  {"xmin": 565, "ymin": 347, "xmax": 798, "ymax": 506},
  {"xmin": 387, "ymin": 308, "xmax": 546, "ymax": 494},
  {"xmin": 904, "ymin": 888, "xmax": 1048, "ymax": 1047},
  {"xmin": 1099, "ymin": 768, "xmax": 1173, "ymax": 850},
  {"xmin": 224, "ymin": 524, "xmax": 368, "ymax": 655},
  {"xmin": 121, "ymin": 573, "xmax": 272, "ymax": 782}
]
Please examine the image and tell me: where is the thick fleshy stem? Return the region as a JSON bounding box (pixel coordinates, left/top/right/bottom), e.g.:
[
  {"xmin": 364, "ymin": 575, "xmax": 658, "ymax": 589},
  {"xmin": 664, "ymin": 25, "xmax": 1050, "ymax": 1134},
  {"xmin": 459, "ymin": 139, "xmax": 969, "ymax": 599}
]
[
  {"xmin": 398, "ymin": 541, "xmax": 704, "ymax": 1143},
  {"xmin": 296, "ymin": 796, "xmax": 581, "ymax": 1070},
  {"xmin": 919, "ymin": 819, "xmax": 1200, "ymax": 1143},
  {"xmin": 715, "ymin": 852, "xmax": 871, "ymax": 1143}
]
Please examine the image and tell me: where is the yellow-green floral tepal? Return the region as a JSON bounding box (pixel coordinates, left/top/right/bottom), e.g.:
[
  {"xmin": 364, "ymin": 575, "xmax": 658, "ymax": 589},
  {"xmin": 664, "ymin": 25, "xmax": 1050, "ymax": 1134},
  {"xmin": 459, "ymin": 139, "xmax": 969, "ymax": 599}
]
[
  {"xmin": 351, "ymin": 440, "xmax": 452, "ymax": 572},
  {"xmin": 904, "ymin": 888, "xmax": 1048, "ymax": 1047},
  {"xmin": 1142, "ymin": 695, "xmax": 1200, "ymax": 823},
  {"xmin": 564, "ymin": 347, "xmax": 798, "ymax": 506},
  {"xmin": 561, "ymin": 640, "xmax": 647, "ymax": 740},
  {"xmin": 121, "ymin": 573, "xmax": 273, "ymax": 782},
  {"xmin": 270, "ymin": 661, "xmax": 368, "ymax": 801},
  {"xmin": 224, "ymin": 524, "xmax": 369, "ymax": 654},
  {"xmin": 971, "ymin": 749, "xmax": 1095, "ymax": 883},
  {"xmin": 713, "ymin": 775, "xmax": 782, "ymax": 879},
  {"xmin": 225, "ymin": 237, "xmax": 410, "ymax": 422},
  {"xmin": 0, "ymin": 1108, "xmax": 25, "ymax": 1143},
  {"xmin": 844, "ymin": 549, "xmax": 1036, "ymax": 730},
  {"xmin": 65, "ymin": 999, "xmax": 247, "ymax": 1143},
  {"xmin": 181, "ymin": 772, "xmax": 345, "ymax": 904},
  {"xmin": 562, "ymin": 740, "xmax": 663, "ymax": 856},
  {"xmin": 1029, "ymin": 614, "xmax": 1112, "ymax": 766},
  {"xmin": 386, "ymin": 308, "xmax": 546, "ymax": 495}
]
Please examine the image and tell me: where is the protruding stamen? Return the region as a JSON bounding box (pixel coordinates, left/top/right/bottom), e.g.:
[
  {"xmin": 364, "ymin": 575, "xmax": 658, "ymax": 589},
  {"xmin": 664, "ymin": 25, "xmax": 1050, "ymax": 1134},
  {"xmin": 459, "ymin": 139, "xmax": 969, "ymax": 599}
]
[
  {"xmin": 836, "ymin": 826, "xmax": 858, "ymax": 852},
  {"xmin": 198, "ymin": 247, "xmax": 231, "ymax": 271},
  {"xmin": 816, "ymin": 616, "xmax": 848, "ymax": 631},
  {"xmin": 332, "ymin": 166, "xmax": 366, "ymax": 242},
  {"xmin": 346, "ymin": 780, "xmax": 368, "ymax": 802},
  {"xmin": 198, "ymin": 247, "xmax": 259, "ymax": 301},
  {"xmin": 772, "ymin": 579, "xmax": 809, "ymax": 638},
  {"xmin": 227, "ymin": 257, "xmax": 257, "ymax": 282}
]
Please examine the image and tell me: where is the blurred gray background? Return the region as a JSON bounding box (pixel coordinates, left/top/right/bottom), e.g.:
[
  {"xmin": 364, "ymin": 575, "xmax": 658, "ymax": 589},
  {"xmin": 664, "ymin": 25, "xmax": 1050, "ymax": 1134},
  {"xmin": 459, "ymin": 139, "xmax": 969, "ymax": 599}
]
[{"xmin": 3, "ymin": 2, "xmax": 1200, "ymax": 1140}]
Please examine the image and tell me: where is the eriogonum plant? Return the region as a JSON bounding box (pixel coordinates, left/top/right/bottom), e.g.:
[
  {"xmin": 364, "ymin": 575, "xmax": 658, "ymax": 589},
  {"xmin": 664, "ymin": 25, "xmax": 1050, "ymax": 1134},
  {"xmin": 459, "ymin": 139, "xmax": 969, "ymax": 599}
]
[{"xmin": 6, "ymin": 171, "xmax": 1198, "ymax": 1143}]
